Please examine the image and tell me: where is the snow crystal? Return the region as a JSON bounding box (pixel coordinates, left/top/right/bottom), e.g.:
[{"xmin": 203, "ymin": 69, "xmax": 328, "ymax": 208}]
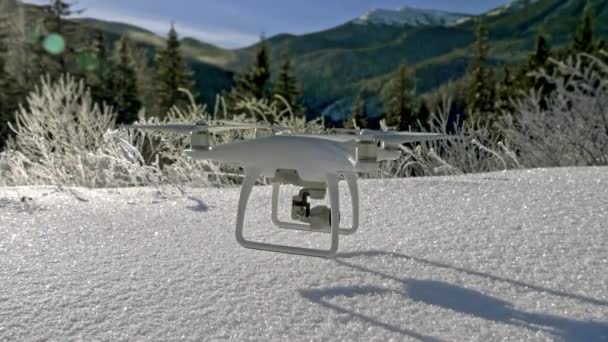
[{"xmin": 1, "ymin": 167, "xmax": 607, "ymax": 341}]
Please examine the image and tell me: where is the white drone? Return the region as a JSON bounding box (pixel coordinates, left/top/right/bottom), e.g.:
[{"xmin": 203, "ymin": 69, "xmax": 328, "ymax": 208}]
[{"xmin": 125, "ymin": 120, "xmax": 449, "ymax": 258}]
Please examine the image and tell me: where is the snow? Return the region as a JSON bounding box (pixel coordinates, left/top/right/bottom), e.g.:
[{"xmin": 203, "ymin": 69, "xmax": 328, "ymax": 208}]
[
  {"xmin": 1, "ymin": 167, "xmax": 608, "ymax": 341},
  {"xmin": 485, "ymin": 0, "xmax": 541, "ymax": 17},
  {"xmin": 454, "ymin": 17, "xmax": 472, "ymax": 25},
  {"xmin": 353, "ymin": 6, "xmax": 470, "ymax": 27},
  {"xmin": 486, "ymin": 7, "xmax": 507, "ymax": 17}
]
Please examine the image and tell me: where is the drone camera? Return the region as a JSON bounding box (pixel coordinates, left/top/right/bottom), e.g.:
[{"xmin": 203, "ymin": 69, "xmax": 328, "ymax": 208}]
[
  {"xmin": 291, "ymin": 189, "xmax": 311, "ymax": 221},
  {"xmin": 291, "ymin": 188, "xmax": 335, "ymax": 231}
]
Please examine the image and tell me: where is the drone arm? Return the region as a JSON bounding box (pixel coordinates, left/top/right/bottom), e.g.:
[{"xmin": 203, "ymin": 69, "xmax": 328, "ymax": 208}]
[{"xmin": 375, "ymin": 132, "xmax": 450, "ymax": 146}]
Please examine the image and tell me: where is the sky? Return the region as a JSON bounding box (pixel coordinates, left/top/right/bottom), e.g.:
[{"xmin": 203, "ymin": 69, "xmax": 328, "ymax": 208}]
[{"xmin": 23, "ymin": 1, "xmax": 511, "ymax": 48}]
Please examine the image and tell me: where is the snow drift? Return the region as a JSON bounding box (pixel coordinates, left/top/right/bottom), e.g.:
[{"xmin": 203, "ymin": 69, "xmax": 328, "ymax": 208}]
[{"xmin": 1, "ymin": 167, "xmax": 607, "ymax": 341}]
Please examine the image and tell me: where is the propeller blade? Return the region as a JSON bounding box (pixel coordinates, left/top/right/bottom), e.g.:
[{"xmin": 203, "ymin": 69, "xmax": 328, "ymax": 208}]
[
  {"xmin": 331, "ymin": 128, "xmax": 359, "ymax": 135},
  {"xmin": 213, "ymin": 120, "xmax": 290, "ymax": 132},
  {"xmin": 208, "ymin": 125, "xmax": 257, "ymax": 133},
  {"xmin": 213, "ymin": 120, "xmax": 253, "ymax": 127},
  {"xmin": 121, "ymin": 124, "xmax": 195, "ymax": 134},
  {"xmin": 269, "ymin": 124, "xmax": 291, "ymax": 132},
  {"xmin": 284, "ymin": 133, "xmax": 360, "ymax": 142},
  {"xmin": 368, "ymin": 131, "xmax": 451, "ymax": 145},
  {"xmin": 122, "ymin": 122, "xmax": 279, "ymax": 134}
]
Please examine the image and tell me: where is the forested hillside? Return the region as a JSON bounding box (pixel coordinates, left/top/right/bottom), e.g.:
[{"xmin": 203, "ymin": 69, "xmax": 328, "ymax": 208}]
[{"xmin": 66, "ymin": 0, "xmax": 608, "ymax": 120}]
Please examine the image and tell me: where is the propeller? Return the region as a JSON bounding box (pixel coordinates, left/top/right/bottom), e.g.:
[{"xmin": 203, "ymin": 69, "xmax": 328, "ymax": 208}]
[
  {"xmin": 121, "ymin": 123, "xmax": 197, "ymax": 134},
  {"xmin": 122, "ymin": 120, "xmax": 291, "ymax": 134},
  {"xmin": 366, "ymin": 130, "xmax": 450, "ymax": 145},
  {"xmin": 214, "ymin": 120, "xmax": 291, "ymax": 133},
  {"xmin": 328, "ymin": 127, "xmax": 449, "ymax": 145}
]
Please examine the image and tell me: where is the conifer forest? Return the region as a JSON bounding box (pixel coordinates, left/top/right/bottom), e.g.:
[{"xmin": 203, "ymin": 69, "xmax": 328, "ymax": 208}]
[{"xmin": 0, "ymin": 0, "xmax": 607, "ymax": 186}]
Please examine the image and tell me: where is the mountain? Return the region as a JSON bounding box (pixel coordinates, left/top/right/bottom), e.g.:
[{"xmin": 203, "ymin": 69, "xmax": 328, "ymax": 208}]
[
  {"xmin": 70, "ymin": 18, "xmax": 237, "ymax": 107},
  {"xmin": 352, "ymin": 5, "xmax": 471, "ymax": 27},
  {"xmin": 0, "ymin": 0, "xmax": 237, "ymax": 108},
  {"xmin": 221, "ymin": 0, "xmax": 608, "ymax": 119},
  {"xmin": 480, "ymin": 0, "xmax": 608, "ymax": 42},
  {"xmin": 7, "ymin": 0, "xmax": 608, "ymax": 120}
]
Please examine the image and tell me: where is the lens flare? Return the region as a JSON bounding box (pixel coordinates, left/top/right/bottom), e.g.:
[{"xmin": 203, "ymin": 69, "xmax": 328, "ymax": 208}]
[
  {"xmin": 42, "ymin": 33, "xmax": 65, "ymax": 55},
  {"xmin": 76, "ymin": 51, "xmax": 100, "ymax": 71}
]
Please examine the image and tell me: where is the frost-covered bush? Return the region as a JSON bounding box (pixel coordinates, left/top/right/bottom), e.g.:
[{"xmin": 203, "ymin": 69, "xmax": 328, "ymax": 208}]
[
  {"xmin": 0, "ymin": 75, "xmax": 326, "ymax": 188},
  {"xmin": 4, "ymin": 52, "xmax": 605, "ymax": 188},
  {"xmin": 500, "ymin": 53, "xmax": 608, "ymax": 167},
  {"xmin": 217, "ymin": 95, "xmax": 325, "ymax": 134},
  {"xmin": 0, "ymin": 75, "xmax": 163, "ymax": 187},
  {"xmin": 376, "ymin": 96, "xmax": 520, "ymax": 178},
  {"xmin": 380, "ymin": 52, "xmax": 608, "ymax": 177}
]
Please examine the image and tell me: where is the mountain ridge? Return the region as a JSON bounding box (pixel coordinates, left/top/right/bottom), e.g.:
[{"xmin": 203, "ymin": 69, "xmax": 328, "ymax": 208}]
[
  {"xmin": 10, "ymin": 0, "xmax": 608, "ymax": 120},
  {"xmin": 352, "ymin": 5, "xmax": 471, "ymax": 27}
]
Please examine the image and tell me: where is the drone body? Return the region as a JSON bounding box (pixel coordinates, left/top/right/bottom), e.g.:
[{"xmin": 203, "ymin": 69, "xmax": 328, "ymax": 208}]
[
  {"xmin": 186, "ymin": 134, "xmax": 381, "ymax": 181},
  {"xmin": 126, "ymin": 121, "xmax": 449, "ymax": 258}
]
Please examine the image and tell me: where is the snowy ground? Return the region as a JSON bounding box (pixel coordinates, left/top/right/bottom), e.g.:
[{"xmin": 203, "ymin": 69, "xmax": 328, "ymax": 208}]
[{"xmin": 1, "ymin": 167, "xmax": 607, "ymax": 341}]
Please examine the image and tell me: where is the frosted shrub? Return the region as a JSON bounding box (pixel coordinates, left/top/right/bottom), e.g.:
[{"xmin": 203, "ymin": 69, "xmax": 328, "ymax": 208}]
[
  {"xmin": 377, "ymin": 97, "xmax": 520, "ymax": 178},
  {"xmin": 500, "ymin": 53, "xmax": 608, "ymax": 167},
  {"xmin": 132, "ymin": 90, "xmax": 245, "ymax": 188},
  {"xmin": 0, "ymin": 77, "xmax": 326, "ymax": 188},
  {"xmin": 380, "ymin": 52, "xmax": 608, "ymax": 177},
  {"xmin": 0, "ymin": 75, "xmax": 163, "ymax": 187},
  {"xmin": 219, "ymin": 94, "xmax": 325, "ymax": 134}
]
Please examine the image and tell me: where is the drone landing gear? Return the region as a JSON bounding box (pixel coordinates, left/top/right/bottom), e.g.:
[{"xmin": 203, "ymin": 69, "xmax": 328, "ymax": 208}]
[{"xmin": 235, "ymin": 169, "xmax": 359, "ymax": 258}]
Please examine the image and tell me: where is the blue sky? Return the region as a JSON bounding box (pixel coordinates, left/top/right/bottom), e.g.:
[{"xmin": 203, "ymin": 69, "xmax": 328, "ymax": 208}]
[{"xmin": 24, "ymin": 1, "xmax": 510, "ymax": 48}]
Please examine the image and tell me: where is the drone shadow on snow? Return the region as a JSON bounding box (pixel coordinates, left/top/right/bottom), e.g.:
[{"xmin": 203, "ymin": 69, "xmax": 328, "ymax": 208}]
[
  {"xmin": 186, "ymin": 196, "xmax": 210, "ymax": 212},
  {"xmin": 299, "ymin": 251, "xmax": 608, "ymax": 342}
]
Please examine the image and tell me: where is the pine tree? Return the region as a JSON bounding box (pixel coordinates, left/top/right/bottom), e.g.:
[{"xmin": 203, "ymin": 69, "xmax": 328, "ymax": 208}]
[
  {"xmin": 41, "ymin": 0, "xmax": 83, "ymax": 75},
  {"xmin": 88, "ymin": 30, "xmax": 114, "ymax": 107},
  {"xmin": 495, "ymin": 66, "xmax": 515, "ymax": 115},
  {"xmin": 0, "ymin": 33, "xmax": 19, "ymax": 150},
  {"xmin": 154, "ymin": 24, "xmax": 195, "ymax": 118},
  {"xmin": 530, "ymin": 34, "xmax": 554, "ymax": 104},
  {"xmin": 466, "ymin": 19, "xmax": 495, "ymax": 126},
  {"xmin": 573, "ymin": 4, "xmax": 594, "ymax": 54},
  {"xmin": 5, "ymin": 4, "xmax": 45, "ymax": 88},
  {"xmin": 228, "ymin": 36, "xmax": 271, "ymax": 105},
  {"xmin": 131, "ymin": 47, "xmax": 156, "ymax": 116},
  {"xmin": 111, "ymin": 36, "xmax": 141, "ymax": 124},
  {"xmin": 0, "ymin": 35, "xmax": 10, "ymax": 149},
  {"xmin": 345, "ymin": 94, "xmax": 368, "ymax": 129},
  {"xmin": 248, "ymin": 37, "xmax": 271, "ymax": 100},
  {"xmin": 273, "ymin": 48, "xmax": 305, "ymax": 118},
  {"xmin": 530, "ymin": 34, "xmax": 551, "ymax": 70},
  {"xmin": 382, "ymin": 64, "xmax": 416, "ymax": 131},
  {"xmin": 511, "ymin": 33, "xmax": 555, "ymax": 110},
  {"xmin": 415, "ymin": 99, "xmax": 431, "ymax": 130}
]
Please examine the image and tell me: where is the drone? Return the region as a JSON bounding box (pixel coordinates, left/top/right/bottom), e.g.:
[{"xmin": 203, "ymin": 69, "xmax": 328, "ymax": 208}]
[{"xmin": 124, "ymin": 120, "xmax": 450, "ymax": 258}]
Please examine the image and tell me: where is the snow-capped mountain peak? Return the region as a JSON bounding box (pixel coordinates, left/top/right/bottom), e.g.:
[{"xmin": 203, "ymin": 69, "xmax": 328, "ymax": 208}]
[
  {"xmin": 485, "ymin": 0, "xmax": 540, "ymax": 17},
  {"xmin": 353, "ymin": 5, "xmax": 471, "ymax": 27}
]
